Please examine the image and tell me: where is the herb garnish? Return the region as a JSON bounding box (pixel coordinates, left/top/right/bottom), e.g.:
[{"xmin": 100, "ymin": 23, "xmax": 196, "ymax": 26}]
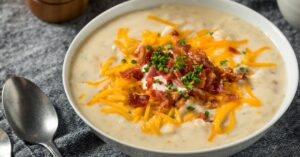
[
  {"xmin": 179, "ymin": 39, "xmax": 186, "ymax": 46},
  {"xmin": 173, "ymin": 55, "xmax": 186, "ymax": 70},
  {"xmin": 164, "ymin": 44, "xmax": 173, "ymax": 50},
  {"xmin": 121, "ymin": 59, "xmax": 127, "ymax": 63},
  {"xmin": 164, "ymin": 92, "xmax": 170, "ymax": 97},
  {"xmin": 220, "ymin": 60, "xmax": 228, "ymax": 66},
  {"xmin": 179, "ymin": 91, "xmax": 189, "ymax": 99},
  {"xmin": 187, "ymin": 106, "xmax": 195, "ymax": 111},
  {"xmin": 146, "ymin": 45, "xmax": 152, "ymax": 51},
  {"xmin": 167, "ymin": 83, "xmax": 177, "ymax": 91},
  {"xmin": 150, "ymin": 48, "xmax": 170, "ymax": 71},
  {"xmin": 143, "ymin": 65, "xmax": 150, "ymax": 73},
  {"xmin": 181, "ymin": 64, "xmax": 203, "ymax": 90},
  {"xmin": 204, "ymin": 111, "xmax": 210, "ymax": 117},
  {"xmin": 131, "ymin": 60, "xmax": 137, "ymax": 64}
]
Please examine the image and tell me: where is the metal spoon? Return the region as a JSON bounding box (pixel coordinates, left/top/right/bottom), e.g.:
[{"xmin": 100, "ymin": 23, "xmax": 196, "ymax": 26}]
[
  {"xmin": 2, "ymin": 77, "xmax": 62, "ymax": 157},
  {"xmin": 0, "ymin": 128, "xmax": 11, "ymax": 157}
]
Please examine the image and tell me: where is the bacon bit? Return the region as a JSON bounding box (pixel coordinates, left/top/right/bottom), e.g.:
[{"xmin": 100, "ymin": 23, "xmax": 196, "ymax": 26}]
[
  {"xmin": 181, "ymin": 44, "xmax": 191, "ymax": 53},
  {"xmin": 191, "ymin": 89, "xmax": 207, "ymax": 101},
  {"xmin": 170, "ymin": 30, "xmax": 179, "ymax": 36},
  {"xmin": 164, "ymin": 73, "xmax": 174, "ymax": 83},
  {"xmin": 167, "ymin": 59, "xmax": 175, "ymax": 69},
  {"xmin": 137, "ymin": 44, "xmax": 153, "ymax": 65},
  {"xmin": 120, "ymin": 67, "xmax": 144, "ymax": 80},
  {"xmin": 173, "ymin": 69, "xmax": 182, "ymax": 78},
  {"xmin": 199, "ymin": 112, "xmax": 208, "ymax": 120},
  {"xmin": 157, "ymin": 99, "xmax": 171, "ymax": 112},
  {"xmin": 173, "ymin": 77, "xmax": 184, "ymax": 86},
  {"xmin": 222, "ymin": 68, "xmax": 244, "ymax": 82},
  {"xmin": 128, "ymin": 93, "xmax": 150, "ymax": 107},
  {"xmin": 146, "ymin": 66, "xmax": 158, "ymax": 88},
  {"xmin": 228, "ymin": 46, "xmax": 240, "ymax": 54}
]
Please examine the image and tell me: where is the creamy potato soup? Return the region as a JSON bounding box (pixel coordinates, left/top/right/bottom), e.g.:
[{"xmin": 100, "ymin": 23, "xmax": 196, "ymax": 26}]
[{"xmin": 69, "ymin": 5, "xmax": 286, "ymax": 151}]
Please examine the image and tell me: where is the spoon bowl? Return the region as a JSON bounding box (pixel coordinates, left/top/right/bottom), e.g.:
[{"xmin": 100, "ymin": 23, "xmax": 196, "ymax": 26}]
[{"xmin": 2, "ymin": 77, "xmax": 62, "ymax": 157}]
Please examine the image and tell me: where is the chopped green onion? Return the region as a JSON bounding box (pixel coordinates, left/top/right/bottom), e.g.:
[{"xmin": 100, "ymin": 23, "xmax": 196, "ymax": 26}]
[
  {"xmin": 131, "ymin": 60, "xmax": 137, "ymax": 64},
  {"xmin": 193, "ymin": 64, "xmax": 203, "ymax": 74},
  {"xmin": 179, "ymin": 39, "xmax": 186, "ymax": 46},
  {"xmin": 180, "ymin": 91, "xmax": 189, "ymax": 99},
  {"xmin": 165, "ymin": 44, "xmax": 173, "ymax": 50},
  {"xmin": 220, "ymin": 60, "xmax": 228, "ymax": 66},
  {"xmin": 143, "ymin": 65, "xmax": 150, "ymax": 73},
  {"xmin": 187, "ymin": 106, "xmax": 195, "ymax": 111},
  {"xmin": 204, "ymin": 111, "xmax": 210, "ymax": 117},
  {"xmin": 121, "ymin": 59, "xmax": 127, "ymax": 63},
  {"xmin": 146, "ymin": 45, "xmax": 152, "ymax": 50},
  {"xmin": 164, "ymin": 68, "xmax": 169, "ymax": 73},
  {"xmin": 164, "ymin": 92, "xmax": 170, "ymax": 97},
  {"xmin": 167, "ymin": 83, "xmax": 177, "ymax": 91},
  {"xmin": 173, "ymin": 55, "xmax": 186, "ymax": 70}
]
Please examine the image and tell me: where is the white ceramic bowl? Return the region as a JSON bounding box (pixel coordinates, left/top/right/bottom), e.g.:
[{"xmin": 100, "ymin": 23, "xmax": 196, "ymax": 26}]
[{"xmin": 62, "ymin": 0, "xmax": 299, "ymax": 156}]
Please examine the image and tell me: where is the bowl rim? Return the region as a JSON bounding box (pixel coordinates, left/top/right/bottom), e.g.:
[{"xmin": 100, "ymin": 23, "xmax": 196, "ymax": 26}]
[{"xmin": 62, "ymin": 0, "xmax": 299, "ymax": 154}]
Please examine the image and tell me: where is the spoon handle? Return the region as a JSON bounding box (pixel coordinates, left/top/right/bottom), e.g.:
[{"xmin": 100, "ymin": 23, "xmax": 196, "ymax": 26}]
[{"xmin": 42, "ymin": 141, "xmax": 62, "ymax": 157}]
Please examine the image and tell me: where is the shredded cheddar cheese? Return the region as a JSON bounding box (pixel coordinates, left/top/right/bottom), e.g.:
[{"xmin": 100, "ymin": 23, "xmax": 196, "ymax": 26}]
[{"xmin": 147, "ymin": 15, "xmax": 177, "ymax": 27}]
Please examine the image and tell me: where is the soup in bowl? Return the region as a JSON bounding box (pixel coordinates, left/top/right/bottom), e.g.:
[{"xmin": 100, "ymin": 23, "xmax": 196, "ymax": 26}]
[{"xmin": 63, "ymin": 0, "xmax": 298, "ymax": 156}]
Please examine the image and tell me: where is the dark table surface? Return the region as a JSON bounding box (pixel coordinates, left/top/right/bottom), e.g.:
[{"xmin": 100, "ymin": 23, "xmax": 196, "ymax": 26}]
[{"xmin": 0, "ymin": 0, "xmax": 299, "ymax": 156}]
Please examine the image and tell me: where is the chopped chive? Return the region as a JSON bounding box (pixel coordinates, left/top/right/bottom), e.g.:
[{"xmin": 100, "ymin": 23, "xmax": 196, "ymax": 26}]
[
  {"xmin": 143, "ymin": 65, "xmax": 150, "ymax": 73},
  {"xmin": 131, "ymin": 60, "xmax": 137, "ymax": 64},
  {"xmin": 121, "ymin": 59, "xmax": 127, "ymax": 63},
  {"xmin": 204, "ymin": 111, "xmax": 210, "ymax": 117},
  {"xmin": 146, "ymin": 45, "xmax": 152, "ymax": 50},
  {"xmin": 179, "ymin": 91, "xmax": 189, "ymax": 99},
  {"xmin": 164, "ymin": 68, "xmax": 169, "ymax": 73},
  {"xmin": 179, "ymin": 39, "xmax": 186, "ymax": 46},
  {"xmin": 209, "ymin": 31, "xmax": 214, "ymax": 36},
  {"xmin": 220, "ymin": 60, "xmax": 228, "ymax": 66},
  {"xmin": 154, "ymin": 79, "xmax": 160, "ymax": 83},
  {"xmin": 164, "ymin": 92, "xmax": 170, "ymax": 97},
  {"xmin": 165, "ymin": 44, "xmax": 173, "ymax": 50},
  {"xmin": 167, "ymin": 83, "xmax": 177, "ymax": 91},
  {"xmin": 187, "ymin": 106, "xmax": 195, "ymax": 111}
]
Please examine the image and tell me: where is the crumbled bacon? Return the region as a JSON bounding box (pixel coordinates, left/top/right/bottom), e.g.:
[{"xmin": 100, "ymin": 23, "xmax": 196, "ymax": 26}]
[
  {"xmin": 170, "ymin": 30, "xmax": 179, "ymax": 36},
  {"xmin": 137, "ymin": 45, "xmax": 153, "ymax": 65},
  {"xmin": 222, "ymin": 68, "xmax": 244, "ymax": 82},
  {"xmin": 199, "ymin": 112, "xmax": 208, "ymax": 120},
  {"xmin": 146, "ymin": 66, "xmax": 158, "ymax": 88},
  {"xmin": 120, "ymin": 67, "xmax": 144, "ymax": 80},
  {"xmin": 190, "ymin": 89, "xmax": 207, "ymax": 101},
  {"xmin": 157, "ymin": 99, "xmax": 171, "ymax": 112},
  {"xmin": 228, "ymin": 46, "xmax": 240, "ymax": 54},
  {"xmin": 128, "ymin": 93, "xmax": 150, "ymax": 107}
]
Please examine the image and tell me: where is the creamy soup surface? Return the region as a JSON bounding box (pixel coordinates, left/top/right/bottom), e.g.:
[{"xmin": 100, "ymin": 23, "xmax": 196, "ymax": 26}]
[{"xmin": 69, "ymin": 5, "xmax": 286, "ymax": 151}]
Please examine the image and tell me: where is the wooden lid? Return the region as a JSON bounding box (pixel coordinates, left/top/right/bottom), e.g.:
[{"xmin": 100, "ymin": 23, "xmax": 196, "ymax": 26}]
[{"xmin": 26, "ymin": 0, "xmax": 89, "ymax": 23}]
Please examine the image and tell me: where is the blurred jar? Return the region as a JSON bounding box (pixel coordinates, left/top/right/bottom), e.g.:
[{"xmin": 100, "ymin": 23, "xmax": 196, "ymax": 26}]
[
  {"xmin": 277, "ymin": 0, "xmax": 300, "ymax": 30},
  {"xmin": 26, "ymin": 0, "xmax": 89, "ymax": 23}
]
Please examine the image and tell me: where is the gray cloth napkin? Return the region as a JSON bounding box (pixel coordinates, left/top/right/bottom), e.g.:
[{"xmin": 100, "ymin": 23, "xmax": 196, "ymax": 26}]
[{"xmin": 0, "ymin": 0, "xmax": 299, "ymax": 156}]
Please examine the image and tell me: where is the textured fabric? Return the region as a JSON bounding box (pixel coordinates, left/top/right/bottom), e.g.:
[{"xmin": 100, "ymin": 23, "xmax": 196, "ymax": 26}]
[{"xmin": 0, "ymin": 0, "xmax": 299, "ymax": 156}]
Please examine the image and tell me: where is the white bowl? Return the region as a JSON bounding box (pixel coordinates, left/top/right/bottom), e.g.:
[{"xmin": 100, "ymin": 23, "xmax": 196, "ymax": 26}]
[{"xmin": 62, "ymin": 0, "xmax": 299, "ymax": 156}]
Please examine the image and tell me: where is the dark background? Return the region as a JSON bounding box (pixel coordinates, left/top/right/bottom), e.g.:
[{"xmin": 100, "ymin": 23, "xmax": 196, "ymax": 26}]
[{"xmin": 0, "ymin": 0, "xmax": 299, "ymax": 156}]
